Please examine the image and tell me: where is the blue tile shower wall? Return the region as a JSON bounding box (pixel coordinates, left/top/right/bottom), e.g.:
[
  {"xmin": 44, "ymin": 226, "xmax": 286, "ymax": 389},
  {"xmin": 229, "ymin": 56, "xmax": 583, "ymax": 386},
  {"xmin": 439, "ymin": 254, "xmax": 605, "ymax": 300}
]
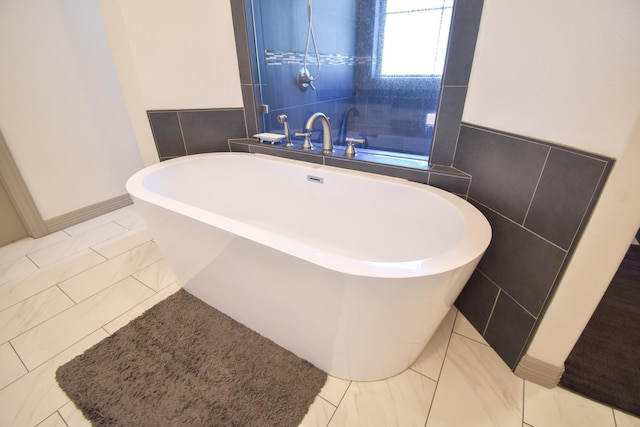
[
  {"xmin": 255, "ymin": 0, "xmax": 358, "ymax": 139},
  {"xmin": 148, "ymin": 109, "xmax": 246, "ymax": 161},
  {"xmin": 453, "ymin": 124, "xmax": 613, "ymax": 369}
]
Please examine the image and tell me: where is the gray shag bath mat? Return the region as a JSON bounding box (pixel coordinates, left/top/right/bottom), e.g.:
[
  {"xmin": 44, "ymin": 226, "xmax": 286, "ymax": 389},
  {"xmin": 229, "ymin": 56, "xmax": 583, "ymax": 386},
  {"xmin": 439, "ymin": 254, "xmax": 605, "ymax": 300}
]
[{"xmin": 56, "ymin": 289, "xmax": 327, "ymax": 426}]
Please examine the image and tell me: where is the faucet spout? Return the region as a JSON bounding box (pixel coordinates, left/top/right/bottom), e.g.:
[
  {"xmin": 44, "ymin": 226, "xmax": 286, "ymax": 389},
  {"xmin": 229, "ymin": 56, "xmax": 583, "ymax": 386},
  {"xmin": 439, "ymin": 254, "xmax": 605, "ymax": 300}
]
[{"xmin": 305, "ymin": 112, "xmax": 333, "ymax": 154}]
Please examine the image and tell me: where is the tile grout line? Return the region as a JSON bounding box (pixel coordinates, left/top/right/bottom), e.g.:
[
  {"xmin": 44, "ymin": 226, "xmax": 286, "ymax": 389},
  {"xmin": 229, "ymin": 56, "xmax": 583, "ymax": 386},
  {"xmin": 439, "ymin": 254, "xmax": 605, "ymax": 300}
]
[
  {"xmin": 450, "ymin": 330, "xmax": 489, "ymax": 347},
  {"xmin": 422, "ymin": 310, "xmax": 458, "ymax": 427},
  {"xmin": 56, "ymin": 283, "xmax": 77, "ymax": 306},
  {"xmin": 325, "ymin": 380, "xmax": 352, "ymax": 426},
  {"xmin": 0, "ymin": 285, "xmax": 77, "ymax": 351},
  {"xmin": 482, "ymin": 289, "xmax": 501, "ymax": 336},
  {"xmin": 522, "ymin": 147, "xmax": 551, "ymax": 227},
  {"xmin": 470, "ymin": 197, "xmax": 568, "ymax": 253},
  {"xmin": 10, "ymin": 274, "xmax": 149, "ymax": 372},
  {"xmin": 17, "ymin": 325, "xmax": 109, "ymax": 374},
  {"xmin": 562, "ymin": 164, "xmax": 609, "ymax": 252},
  {"xmin": 56, "ymin": 409, "xmax": 71, "ymax": 427},
  {"xmin": 1, "ymin": 342, "xmax": 29, "ymax": 390}
]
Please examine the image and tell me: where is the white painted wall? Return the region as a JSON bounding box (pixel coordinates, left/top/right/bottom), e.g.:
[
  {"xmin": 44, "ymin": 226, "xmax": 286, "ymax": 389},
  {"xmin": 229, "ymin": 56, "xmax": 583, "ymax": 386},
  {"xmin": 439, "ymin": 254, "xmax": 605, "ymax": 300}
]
[
  {"xmin": 464, "ymin": 0, "xmax": 640, "ymax": 368},
  {"xmin": 0, "ymin": 0, "xmax": 144, "ymax": 220},
  {"xmin": 99, "ymin": 0, "xmax": 243, "ymax": 166},
  {"xmin": 117, "ymin": 0, "xmax": 242, "ymax": 110},
  {"xmin": 0, "ymin": 0, "xmax": 243, "ymax": 221}
]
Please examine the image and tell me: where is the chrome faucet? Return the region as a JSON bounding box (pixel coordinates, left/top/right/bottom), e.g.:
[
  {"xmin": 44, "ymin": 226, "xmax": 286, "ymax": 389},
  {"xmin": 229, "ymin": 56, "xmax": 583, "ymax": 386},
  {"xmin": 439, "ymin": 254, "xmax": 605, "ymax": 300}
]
[{"xmin": 304, "ymin": 112, "xmax": 333, "ymax": 154}]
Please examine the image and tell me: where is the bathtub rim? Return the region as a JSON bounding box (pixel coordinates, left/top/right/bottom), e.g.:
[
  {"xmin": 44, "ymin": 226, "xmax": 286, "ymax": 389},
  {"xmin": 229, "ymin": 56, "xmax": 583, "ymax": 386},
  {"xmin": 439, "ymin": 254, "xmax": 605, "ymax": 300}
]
[{"xmin": 126, "ymin": 152, "xmax": 491, "ymax": 279}]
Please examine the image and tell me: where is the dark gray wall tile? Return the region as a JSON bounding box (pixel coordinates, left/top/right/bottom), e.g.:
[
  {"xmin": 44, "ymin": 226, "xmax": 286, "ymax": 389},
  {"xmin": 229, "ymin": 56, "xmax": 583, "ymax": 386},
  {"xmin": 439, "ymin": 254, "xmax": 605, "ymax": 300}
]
[
  {"xmin": 429, "ymin": 173, "xmax": 471, "ymax": 195},
  {"xmin": 228, "ymin": 141, "xmax": 251, "ymax": 153},
  {"xmin": 475, "ymin": 203, "xmax": 566, "ymax": 316},
  {"xmin": 325, "ymin": 157, "xmax": 430, "ymax": 183},
  {"xmin": 454, "ymin": 126, "xmax": 549, "ymax": 223},
  {"xmin": 241, "ymin": 84, "xmax": 259, "ymax": 137},
  {"xmin": 454, "ymin": 270, "xmax": 499, "ymax": 335},
  {"xmin": 484, "ymin": 292, "xmax": 536, "ymax": 369},
  {"xmin": 249, "ymin": 145, "xmax": 324, "ymax": 164},
  {"xmin": 179, "ymin": 109, "xmax": 246, "ymax": 154},
  {"xmin": 443, "ymin": 0, "xmax": 484, "ymax": 86},
  {"xmin": 430, "ymin": 86, "xmax": 467, "ymax": 166},
  {"xmin": 257, "ymin": 84, "xmax": 269, "ymax": 133},
  {"xmin": 230, "ymin": 0, "xmax": 253, "ymax": 84},
  {"xmin": 147, "ymin": 112, "xmax": 186, "ymax": 158},
  {"xmin": 524, "ymin": 148, "xmax": 609, "ymax": 250}
]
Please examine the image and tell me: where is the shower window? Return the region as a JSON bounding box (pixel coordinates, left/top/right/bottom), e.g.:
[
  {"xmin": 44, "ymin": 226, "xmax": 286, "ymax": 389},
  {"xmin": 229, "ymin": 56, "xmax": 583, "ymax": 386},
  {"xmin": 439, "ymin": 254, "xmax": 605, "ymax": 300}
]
[{"xmin": 379, "ymin": 0, "xmax": 453, "ymax": 77}]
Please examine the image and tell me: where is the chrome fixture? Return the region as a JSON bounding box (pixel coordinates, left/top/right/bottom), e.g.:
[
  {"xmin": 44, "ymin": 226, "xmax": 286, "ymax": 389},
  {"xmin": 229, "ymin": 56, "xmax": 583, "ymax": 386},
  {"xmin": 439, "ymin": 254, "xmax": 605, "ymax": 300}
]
[
  {"xmin": 296, "ymin": 67, "xmax": 315, "ymax": 91},
  {"xmin": 338, "ymin": 106, "xmax": 359, "ymax": 144},
  {"xmin": 296, "ymin": 0, "xmax": 321, "ymax": 91},
  {"xmin": 344, "ymin": 137, "xmax": 366, "ymax": 157},
  {"xmin": 304, "ymin": 112, "xmax": 333, "ymax": 154},
  {"xmin": 276, "ymin": 114, "xmax": 293, "ymax": 147},
  {"xmin": 294, "ymin": 131, "xmax": 313, "ymax": 150}
]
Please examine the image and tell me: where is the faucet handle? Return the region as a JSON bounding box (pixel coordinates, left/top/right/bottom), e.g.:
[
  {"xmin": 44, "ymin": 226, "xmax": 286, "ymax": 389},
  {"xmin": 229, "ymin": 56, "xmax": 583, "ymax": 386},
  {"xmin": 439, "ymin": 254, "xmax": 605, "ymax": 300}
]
[
  {"xmin": 294, "ymin": 132, "xmax": 313, "ymax": 150},
  {"xmin": 344, "ymin": 137, "xmax": 366, "ymax": 157}
]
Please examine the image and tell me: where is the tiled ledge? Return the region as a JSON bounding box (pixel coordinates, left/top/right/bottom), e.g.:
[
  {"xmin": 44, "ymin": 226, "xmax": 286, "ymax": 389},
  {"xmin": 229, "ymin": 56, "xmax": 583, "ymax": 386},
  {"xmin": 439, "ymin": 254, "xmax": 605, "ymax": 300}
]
[{"xmin": 228, "ymin": 138, "xmax": 471, "ymax": 197}]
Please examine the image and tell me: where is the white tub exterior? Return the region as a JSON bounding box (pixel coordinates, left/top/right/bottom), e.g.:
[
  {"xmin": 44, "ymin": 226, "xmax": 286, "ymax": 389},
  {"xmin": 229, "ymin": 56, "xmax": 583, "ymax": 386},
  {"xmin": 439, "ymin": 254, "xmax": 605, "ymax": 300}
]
[{"xmin": 126, "ymin": 152, "xmax": 491, "ymax": 381}]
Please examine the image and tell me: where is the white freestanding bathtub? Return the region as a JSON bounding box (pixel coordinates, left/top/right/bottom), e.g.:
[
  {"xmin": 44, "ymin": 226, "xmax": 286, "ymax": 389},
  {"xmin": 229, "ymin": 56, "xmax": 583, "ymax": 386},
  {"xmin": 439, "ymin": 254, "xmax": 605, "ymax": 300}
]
[{"xmin": 126, "ymin": 152, "xmax": 491, "ymax": 381}]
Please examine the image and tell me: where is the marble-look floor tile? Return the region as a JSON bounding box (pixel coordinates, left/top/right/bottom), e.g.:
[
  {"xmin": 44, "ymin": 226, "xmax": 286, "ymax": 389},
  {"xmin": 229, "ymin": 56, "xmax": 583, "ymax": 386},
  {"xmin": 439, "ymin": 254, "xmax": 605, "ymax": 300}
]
[
  {"xmin": 91, "ymin": 228, "xmax": 152, "ymax": 259},
  {"xmin": 28, "ymin": 222, "xmax": 127, "ymax": 267},
  {"xmin": 59, "ymin": 241, "xmax": 162, "ymax": 302},
  {"xmin": 0, "ymin": 330, "xmax": 108, "ymax": 427},
  {"xmin": 0, "ymin": 232, "xmax": 69, "ymax": 265},
  {"xmin": 114, "ymin": 208, "xmax": 146, "ymax": 231},
  {"xmin": 0, "ymin": 256, "xmax": 38, "ymax": 286},
  {"xmin": 0, "ymin": 249, "xmax": 105, "ymax": 312},
  {"xmin": 453, "ymin": 311, "xmax": 489, "ymax": 345},
  {"xmin": 318, "ymin": 375, "xmax": 351, "ymax": 406},
  {"xmin": 411, "ymin": 308, "xmax": 457, "ymax": 381},
  {"xmin": 524, "ymin": 381, "xmax": 616, "ymax": 427},
  {"xmin": 1, "ymin": 208, "xmax": 635, "ymax": 427},
  {"xmin": 103, "ymin": 282, "xmax": 181, "ymax": 334},
  {"xmin": 11, "ymin": 277, "xmax": 155, "ymax": 370},
  {"xmin": 614, "ymin": 409, "xmax": 640, "ymax": 427},
  {"xmin": 300, "ymin": 395, "xmax": 336, "ymax": 427},
  {"xmin": 58, "ymin": 401, "xmax": 91, "ymax": 427},
  {"xmin": 0, "ymin": 287, "xmax": 74, "ymax": 344},
  {"xmin": 426, "ymin": 334, "xmax": 523, "ymax": 427},
  {"xmin": 132, "ymin": 259, "xmax": 179, "ymax": 292},
  {"xmin": 0, "ymin": 342, "xmax": 27, "ymax": 389},
  {"xmin": 329, "ymin": 368, "xmax": 436, "ymax": 426},
  {"xmin": 37, "ymin": 411, "xmax": 67, "ymax": 427},
  {"xmin": 63, "ymin": 205, "xmax": 137, "ymax": 237}
]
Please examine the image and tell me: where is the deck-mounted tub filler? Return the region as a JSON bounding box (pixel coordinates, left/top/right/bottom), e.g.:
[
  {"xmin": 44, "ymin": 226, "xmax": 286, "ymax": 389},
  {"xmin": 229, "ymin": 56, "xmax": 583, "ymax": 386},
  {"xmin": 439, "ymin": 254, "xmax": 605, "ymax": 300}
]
[{"xmin": 126, "ymin": 152, "xmax": 491, "ymax": 381}]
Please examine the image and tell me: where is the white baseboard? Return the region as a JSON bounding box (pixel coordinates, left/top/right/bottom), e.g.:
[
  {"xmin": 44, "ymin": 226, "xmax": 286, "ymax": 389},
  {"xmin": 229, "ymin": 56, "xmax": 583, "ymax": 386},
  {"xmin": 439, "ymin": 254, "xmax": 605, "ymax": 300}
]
[
  {"xmin": 45, "ymin": 194, "xmax": 132, "ymax": 233},
  {"xmin": 515, "ymin": 354, "xmax": 564, "ymax": 388}
]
